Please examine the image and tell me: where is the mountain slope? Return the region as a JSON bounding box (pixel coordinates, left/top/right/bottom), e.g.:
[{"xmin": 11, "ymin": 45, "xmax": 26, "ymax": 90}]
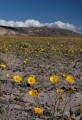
[{"xmin": 0, "ymin": 26, "xmax": 81, "ymax": 37}]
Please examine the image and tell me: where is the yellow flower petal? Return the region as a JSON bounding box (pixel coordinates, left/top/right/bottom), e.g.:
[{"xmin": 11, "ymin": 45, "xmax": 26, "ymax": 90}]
[
  {"xmin": 50, "ymin": 75, "xmax": 59, "ymax": 83},
  {"xmin": 13, "ymin": 75, "xmax": 22, "ymax": 83},
  {"xmin": 0, "ymin": 64, "xmax": 6, "ymax": 68},
  {"xmin": 6, "ymin": 74, "xmax": 11, "ymax": 78},
  {"xmin": 56, "ymin": 89, "xmax": 64, "ymax": 93},
  {"xmin": 80, "ymin": 108, "xmax": 82, "ymax": 113},
  {"xmin": 70, "ymin": 86, "xmax": 75, "ymax": 91},
  {"xmin": 29, "ymin": 90, "xmax": 38, "ymax": 97},
  {"xmin": 27, "ymin": 75, "xmax": 36, "ymax": 84},
  {"xmin": 60, "ymin": 72, "xmax": 67, "ymax": 77},
  {"xmin": 34, "ymin": 107, "xmax": 43, "ymax": 114},
  {"xmin": 66, "ymin": 75, "xmax": 74, "ymax": 83}
]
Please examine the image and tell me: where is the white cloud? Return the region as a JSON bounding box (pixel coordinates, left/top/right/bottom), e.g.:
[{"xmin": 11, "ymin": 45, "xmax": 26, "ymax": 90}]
[
  {"xmin": 0, "ymin": 19, "xmax": 78, "ymax": 32},
  {"xmin": 76, "ymin": 27, "xmax": 82, "ymax": 34},
  {"xmin": 54, "ymin": 21, "xmax": 76, "ymax": 31}
]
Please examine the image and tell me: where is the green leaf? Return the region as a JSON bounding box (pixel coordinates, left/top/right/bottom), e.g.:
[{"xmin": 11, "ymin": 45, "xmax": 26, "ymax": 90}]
[{"xmin": 75, "ymin": 109, "xmax": 81, "ymax": 117}]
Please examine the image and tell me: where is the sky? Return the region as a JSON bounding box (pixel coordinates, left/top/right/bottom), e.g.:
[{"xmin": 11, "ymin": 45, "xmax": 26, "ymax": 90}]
[{"xmin": 0, "ymin": 0, "xmax": 82, "ymax": 33}]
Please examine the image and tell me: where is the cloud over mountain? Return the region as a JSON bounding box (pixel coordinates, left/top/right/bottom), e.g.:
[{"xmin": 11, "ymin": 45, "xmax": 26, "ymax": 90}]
[{"xmin": 0, "ymin": 19, "xmax": 80, "ymax": 33}]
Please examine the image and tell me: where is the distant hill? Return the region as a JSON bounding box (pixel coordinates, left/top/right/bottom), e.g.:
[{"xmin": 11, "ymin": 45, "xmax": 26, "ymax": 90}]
[{"xmin": 0, "ymin": 26, "xmax": 82, "ymax": 37}]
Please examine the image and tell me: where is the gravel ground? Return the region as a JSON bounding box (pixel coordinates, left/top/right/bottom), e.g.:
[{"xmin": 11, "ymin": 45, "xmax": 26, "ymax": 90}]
[{"xmin": 0, "ymin": 52, "xmax": 82, "ymax": 120}]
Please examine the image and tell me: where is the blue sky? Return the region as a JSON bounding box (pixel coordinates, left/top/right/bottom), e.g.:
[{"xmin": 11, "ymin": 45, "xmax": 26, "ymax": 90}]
[{"xmin": 0, "ymin": 0, "xmax": 82, "ymax": 32}]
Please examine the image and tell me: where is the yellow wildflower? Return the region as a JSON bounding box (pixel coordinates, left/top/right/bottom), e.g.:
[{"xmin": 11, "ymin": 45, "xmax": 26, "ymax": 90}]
[
  {"xmin": 29, "ymin": 90, "xmax": 38, "ymax": 97},
  {"xmin": 34, "ymin": 107, "xmax": 43, "ymax": 114},
  {"xmin": 24, "ymin": 58, "xmax": 28, "ymax": 64},
  {"xmin": 70, "ymin": 86, "xmax": 75, "ymax": 91},
  {"xmin": 80, "ymin": 108, "xmax": 82, "ymax": 113},
  {"xmin": 56, "ymin": 89, "xmax": 64, "ymax": 93},
  {"xmin": 27, "ymin": 75, "xmax": 36, "ymax": 84},
  {"xmin": 66, "ymin": 75, "xmax": 74, "ymax": 83},
  {"xmin": 5, "ymin": 48, "xmax": 8, "ymax": 51},
  {"xmin": 0, "ymin": 64, "xmax": 6, "ymax": 68},
  {"xmin": 13, "ymin": 75, "xmax": 22, "ymax": 83},
  {"xmin": 6, "ymin": 73, "xmax": 11, "ymax": 78},
  {"xmin": 80, "ymin": 49, "xmax": 82, "ymax": 52},
  {"xmin": 60, "ymin": 72, "xmax": 67, "ymax": 77},
  {"xmin": 50, "ymin": 75, "xmax": 59, "ymax": 83}
]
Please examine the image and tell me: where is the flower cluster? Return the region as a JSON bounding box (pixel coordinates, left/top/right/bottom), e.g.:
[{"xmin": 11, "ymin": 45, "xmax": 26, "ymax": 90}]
[{"xmin": 10, "ymin": 68, "xmax": 76, "ymax": 116}]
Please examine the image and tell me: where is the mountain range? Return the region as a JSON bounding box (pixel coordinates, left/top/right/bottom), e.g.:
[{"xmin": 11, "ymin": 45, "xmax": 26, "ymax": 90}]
[{"xmin": 0, "ymin": 26, "xmax": 82, "ymax": 37}]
